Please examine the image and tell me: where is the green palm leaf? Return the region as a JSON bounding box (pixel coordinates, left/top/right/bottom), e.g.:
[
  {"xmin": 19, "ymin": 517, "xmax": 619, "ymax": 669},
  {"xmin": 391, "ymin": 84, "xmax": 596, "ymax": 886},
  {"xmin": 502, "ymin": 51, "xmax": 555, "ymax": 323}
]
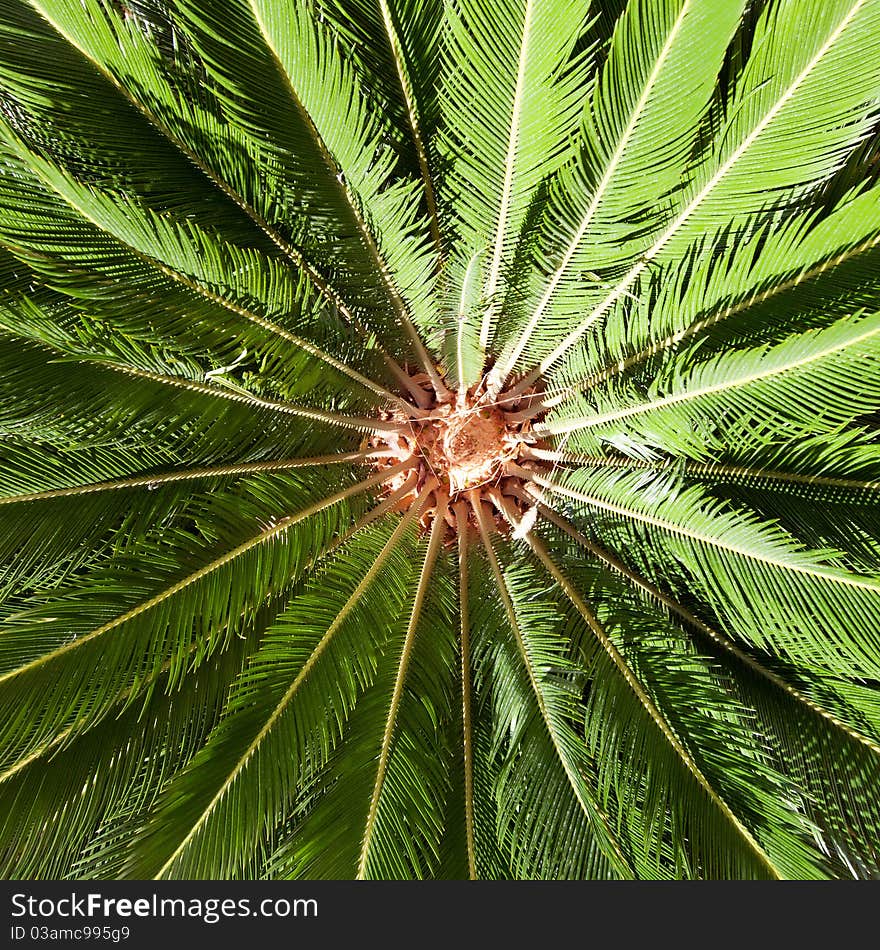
[{"xmin": 2, "ymin": 0, "xmax": 879, "ymax": 880}]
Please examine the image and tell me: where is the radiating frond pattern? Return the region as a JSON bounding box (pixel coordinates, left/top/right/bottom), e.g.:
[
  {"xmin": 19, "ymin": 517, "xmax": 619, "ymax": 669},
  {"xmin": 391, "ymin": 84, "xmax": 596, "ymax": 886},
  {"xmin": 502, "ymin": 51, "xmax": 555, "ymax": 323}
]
[{"xmin": 1, "ymin": 0, "xmax": 879, "ymax": 880}]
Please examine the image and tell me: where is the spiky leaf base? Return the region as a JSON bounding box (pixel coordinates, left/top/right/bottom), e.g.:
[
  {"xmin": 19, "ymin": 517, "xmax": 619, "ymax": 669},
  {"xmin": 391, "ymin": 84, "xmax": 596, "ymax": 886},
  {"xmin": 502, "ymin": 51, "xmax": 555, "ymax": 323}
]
[{"xmin": 368, "ymin": 371, "xmax": 549, "ymax": 538}]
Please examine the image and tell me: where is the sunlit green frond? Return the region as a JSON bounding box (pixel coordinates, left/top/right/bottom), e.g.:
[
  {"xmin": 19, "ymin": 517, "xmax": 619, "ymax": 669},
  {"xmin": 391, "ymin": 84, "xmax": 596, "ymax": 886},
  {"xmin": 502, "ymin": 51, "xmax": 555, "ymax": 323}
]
[
  {"xmin": 471, "ymin": 508, "xmax": 636, "ymax": 879},
  {"xmin": 0, "ymin": 452, "xmax": 367, "ymax": 598},
  {"xmin": 541, "ymin": 312, "xmax": 880, "ymax": 465},
  {"xmin": 0, "ymin": 330, "xmax": 348, "ymax": 469},
  {"xmin": 489, "ymin": 500, "xmax": 789, "ymax": 878},
  {"xmin": 0, "ymin": 190, "xmax": 398, "ymax": 409},
  {"xmin": 126, "ymin": 508, "xmax": 425, "ymax": 879},
  {"xmin": 439, "ymin": 0, "xmax": 590, "ymax": 375},
  {"xmin": 314, "ymin": 0, "xmax": 445, "ymax": 253},
  {"xmin": 561, "ymin": 551, "xmax": 880, "ymax": 878},
  {"xmin": 263, "ymin": 511, "xmax": 460, "ymax": 879},
  {"xmin": 5, "ymin": 0, "xmax": 440, "ymax": 389},
  {"xmin": 17, "ymin": 0, "xmax": 379, "ymax": 322},
  {"xmin": 0, "ymin": 465, "xmax": 385, "ymax": 773},
  {"xmin": 489, "ymin": 0, "xmax": 747, "ymax": 390},
  {"xmin": 0, "ymin": 137, "xmax": 314, "ymax": 351},
  {"xmin": 2, "ymin": 0, "xmax": 879, "ymax": 882},
  {"xmin": 519, "ymin": 0, "xmax": 880, "ymax": 386},
  {"xmin": 162, "ymin": 0, "xmax": 439, "ymax": 355},
  {"xmin": 547, "ymin": 182, "xmax": 880, "ymax": 398},
  {"xmin": 532, "ymin": 465, "xmax": 880, "ymax": 681},
  {"xmin": 0, "ymin": 615, "xmax": 263, "ymax": 879}
]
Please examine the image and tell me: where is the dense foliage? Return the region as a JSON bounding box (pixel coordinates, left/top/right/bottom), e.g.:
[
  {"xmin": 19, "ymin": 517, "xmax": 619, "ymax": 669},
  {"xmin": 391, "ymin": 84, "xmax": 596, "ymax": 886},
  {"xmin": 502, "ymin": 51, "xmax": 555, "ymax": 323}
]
[{"xmin": 1, "ymin": 0, "xmax": 879, "ymax": 879}]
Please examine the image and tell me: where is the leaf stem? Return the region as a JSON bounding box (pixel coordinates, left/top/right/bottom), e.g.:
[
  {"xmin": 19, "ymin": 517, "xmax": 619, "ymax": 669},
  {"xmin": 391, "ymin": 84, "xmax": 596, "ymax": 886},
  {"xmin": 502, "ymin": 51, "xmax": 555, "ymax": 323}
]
[
  {"xmin": 454, "ymin": 500, "xmax": 477, "ymax": 879},
  {"xmin": 356, "ymin": 486, "xmax": 446, "ymax": 878}
]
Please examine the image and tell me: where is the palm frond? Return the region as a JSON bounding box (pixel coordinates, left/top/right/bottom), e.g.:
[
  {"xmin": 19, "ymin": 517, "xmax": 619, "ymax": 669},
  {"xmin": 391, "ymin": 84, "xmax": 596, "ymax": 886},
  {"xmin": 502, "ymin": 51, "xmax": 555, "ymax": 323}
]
[
  {"xmin": 471, "ymin": 501, "xmax": 636, "ymax": 879},
  {"xmin": 522, "ymin": 489, "xmax": 880, "ymax": 751},
  {"xmin": 0, "ymin": 614, "xmax": 264, "ymax": 878},
  {"xmin": 260, "ymin": 506, "xmax": 457, "ymax": 879},
  {"xmin": 315, "ymin": 0, "xmax": 445, "ymax": 255},
  {"xmin": 489, "ymin": 0, "xmax": 747, "ymax": 392},
  {"xmin": 2, "ymin": 0, "xmax": 879, "ymax": 881},
  {"xmin": 495, "ymin": 495, "xmax": 791, "ymax": 878},
  {"xmin": 5, "ymin": 0, "xmax": 435, "ymax": 391},
  {"xmin": 0, "ymin": 465, "xmax": 397, "ymax": 773},
  {"xmin": 546, "ymin": 182, "xmax": 880, "ymax": 401},
  {"xmin": 126, "ymin": 503, "xmax": 427, "ymax": 879},
  {"xmin": 541, "ymin": 311, "xmax": 880, "ymax": 467},
  {"xmin": 529, "ymin": 465, "xmax": 880, "ymax": 681},
  {"xmin": 439, "ymin": 0, "xmax": 590, "ymax": 378},
  {"xmin": 512, "ymin": 0, "xmax": 880, "ymax": 386}
]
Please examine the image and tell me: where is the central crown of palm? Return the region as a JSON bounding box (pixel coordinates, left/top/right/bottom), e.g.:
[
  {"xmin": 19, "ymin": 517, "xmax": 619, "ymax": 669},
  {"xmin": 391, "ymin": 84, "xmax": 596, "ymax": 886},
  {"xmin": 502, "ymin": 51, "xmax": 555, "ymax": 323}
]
[{"xmin": 1, "ymin": 0, "xmax": 879, "ymax": 881}]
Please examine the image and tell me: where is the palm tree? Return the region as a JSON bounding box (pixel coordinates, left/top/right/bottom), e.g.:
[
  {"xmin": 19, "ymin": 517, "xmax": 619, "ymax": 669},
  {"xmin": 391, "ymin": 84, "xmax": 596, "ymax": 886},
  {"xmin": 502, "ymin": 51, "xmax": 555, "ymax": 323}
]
[{"xmin": 0, "ymin": 0, "xmax": 879, "ymax": 881}]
